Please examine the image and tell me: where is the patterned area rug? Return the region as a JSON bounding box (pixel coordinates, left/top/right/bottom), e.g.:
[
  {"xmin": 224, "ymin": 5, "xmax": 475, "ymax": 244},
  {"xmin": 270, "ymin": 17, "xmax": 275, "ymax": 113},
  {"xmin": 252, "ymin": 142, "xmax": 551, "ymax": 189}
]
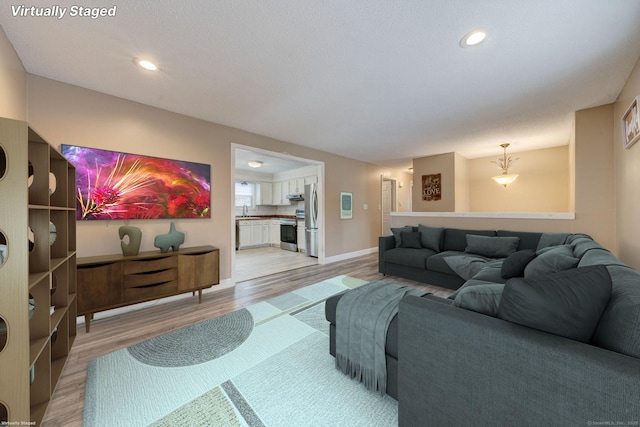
[{"xmin": 83, "ymin": 275, "xmax": 399, "ymax": 427}]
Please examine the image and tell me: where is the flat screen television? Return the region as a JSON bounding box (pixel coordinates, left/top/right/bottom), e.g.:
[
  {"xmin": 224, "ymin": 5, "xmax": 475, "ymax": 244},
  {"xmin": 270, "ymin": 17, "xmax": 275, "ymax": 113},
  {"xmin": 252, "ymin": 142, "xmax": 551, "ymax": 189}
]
[{"xmin": 61, "ymin": 145, "xmax": 211, "ymax": 220}]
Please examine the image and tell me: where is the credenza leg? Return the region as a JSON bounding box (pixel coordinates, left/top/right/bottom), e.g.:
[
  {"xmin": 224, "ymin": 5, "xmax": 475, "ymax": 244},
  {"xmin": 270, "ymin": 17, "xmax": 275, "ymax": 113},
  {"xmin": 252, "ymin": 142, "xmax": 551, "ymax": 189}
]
[{"xmin": 85, "ymin": 313, "xmax": 92, "ymax": 333}]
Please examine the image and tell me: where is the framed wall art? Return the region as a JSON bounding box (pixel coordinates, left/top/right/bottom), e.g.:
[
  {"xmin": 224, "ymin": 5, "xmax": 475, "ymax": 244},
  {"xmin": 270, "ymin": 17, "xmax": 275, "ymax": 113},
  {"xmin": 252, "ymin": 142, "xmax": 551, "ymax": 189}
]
[
  {"xmin": 61, "ymin": 145, "xmax": 211, "ymax": 220},
  {"xmin": 422, "ymin": 173, "xmax": 441, "ymax": 201},
  {"xmin": 622, "ymin": 96, "xmax": 640, "ymax": 149},
  {"xmin": 340, "ymin": 192, "xmax": 353, "ymax": 219}
]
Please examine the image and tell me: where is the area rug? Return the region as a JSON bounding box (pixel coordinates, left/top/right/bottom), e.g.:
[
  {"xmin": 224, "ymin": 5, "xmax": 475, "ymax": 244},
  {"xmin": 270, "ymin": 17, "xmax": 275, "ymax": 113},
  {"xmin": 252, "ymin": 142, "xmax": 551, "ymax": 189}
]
[{"xmin": 83, "ymin": 275, "xmax": 399, "ymax": 427}]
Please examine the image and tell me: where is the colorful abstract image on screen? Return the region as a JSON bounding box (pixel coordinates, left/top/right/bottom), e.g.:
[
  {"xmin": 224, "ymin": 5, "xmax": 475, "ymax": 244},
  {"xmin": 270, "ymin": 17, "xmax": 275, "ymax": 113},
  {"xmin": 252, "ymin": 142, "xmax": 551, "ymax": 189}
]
[{"xmin": 61, "ymin": 145, "xmax": 211, "ymax": 220}]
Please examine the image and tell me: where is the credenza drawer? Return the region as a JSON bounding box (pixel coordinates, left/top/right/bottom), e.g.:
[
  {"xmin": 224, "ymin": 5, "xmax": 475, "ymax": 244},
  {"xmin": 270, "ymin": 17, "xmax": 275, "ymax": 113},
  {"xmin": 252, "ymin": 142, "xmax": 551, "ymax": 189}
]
[
  {"xmin": 124, "ymin": 280, "xmax": 178, "ymax": 301},
  {"xmin": 123, "ymin": 256, "xmax": 177, "ymax": 274},
  {"xmin": 123, "ymin": 268, "xmax": 178, "ymax": 288}
]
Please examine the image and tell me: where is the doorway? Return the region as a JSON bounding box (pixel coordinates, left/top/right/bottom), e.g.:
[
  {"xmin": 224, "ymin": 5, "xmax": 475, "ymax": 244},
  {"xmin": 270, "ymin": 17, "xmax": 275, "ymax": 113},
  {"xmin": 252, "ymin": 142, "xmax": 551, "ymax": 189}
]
[
  {"xmin": 231, "ymin": 144, "xmax": 325, "ymax": 283},
  {"xmin": 381, "ymin": 177, "xmax": 397, "ymax": 236}
]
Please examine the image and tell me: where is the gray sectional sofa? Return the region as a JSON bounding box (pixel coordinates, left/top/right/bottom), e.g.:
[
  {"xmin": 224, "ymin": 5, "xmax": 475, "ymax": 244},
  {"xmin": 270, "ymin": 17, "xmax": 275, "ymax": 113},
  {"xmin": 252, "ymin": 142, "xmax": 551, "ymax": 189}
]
[
  {"xmin": 398, "ymin": 232, "xmax": 640, "ymax": 425},
  {"xmin": 378, "ymin": 225, "xmax": 569, "ymax": 290},
  {"xmin": 327, "ymin": 226, "xmax": 640, "ymax": 425}
]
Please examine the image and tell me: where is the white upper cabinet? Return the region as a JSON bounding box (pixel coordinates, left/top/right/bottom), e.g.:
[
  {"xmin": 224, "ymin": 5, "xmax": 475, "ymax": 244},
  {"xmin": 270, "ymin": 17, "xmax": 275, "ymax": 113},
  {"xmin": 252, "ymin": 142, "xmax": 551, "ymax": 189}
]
[{"xmin": 255, "ymin": 182, "xmax": 273, "ymax": 205}]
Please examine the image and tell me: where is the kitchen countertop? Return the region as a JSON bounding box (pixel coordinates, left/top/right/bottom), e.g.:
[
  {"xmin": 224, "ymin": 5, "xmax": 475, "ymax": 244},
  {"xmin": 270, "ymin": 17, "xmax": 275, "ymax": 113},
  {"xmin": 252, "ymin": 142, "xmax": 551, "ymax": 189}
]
[{"xmin": 235, "ymin": 215, "xmax": 297, "ymax": 221}]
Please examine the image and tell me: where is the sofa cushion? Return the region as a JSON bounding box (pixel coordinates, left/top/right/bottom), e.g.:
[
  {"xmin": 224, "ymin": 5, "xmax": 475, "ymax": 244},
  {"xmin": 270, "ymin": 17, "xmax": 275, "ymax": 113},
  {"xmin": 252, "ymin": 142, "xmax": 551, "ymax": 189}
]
[
  {"xmin": 418, "ymin": 224, "xmax": 444, "ymax": 252},
  {"xmin": 471, "ymin": 260, "xmax": 506, "ymax": 283},
  {"xmin": 536, "ymin": 232, "xmax": 570, "ymax": 251},
  {"xmin": 571, "ymin": 238, "xmax": 610, "ymax": 259},
  {"xmin": 400, "ymin": 231, "xmax": 422, "ymax": 249},
  {"xmin": 453, "ymin": 283, "xmax": 505, "ymax": 317},
  {"xmin": 384, "ymin": 247, "xmax": 436, "ymax": 269},
  {"xmin": 524, "ymin": 245, "xmax": 579, "ymax": 278},
  {"xmin": 465, "ymin": 235, "xmax": 520, "ymax": 258},
  {"xmin": 442, "ymin": 228, "xmax": 496, "ymax": 252},
  {"xmin": 591, "ymin": 265, "xmax": 640, "ymax": 358},
  {"xmin": 391, "ymin": 226, "xmax": 414, "ymax": 247},
  {"xmin": 496, "ymin": 230, "xmax": 542, "ymax": 251},
  {"xmin": 497, "ymin": 265, "xmax": 612, "ymax": 343},
  {"xmin": 501, "ymin": 249, "xmax": 537, "ymax": 279}
]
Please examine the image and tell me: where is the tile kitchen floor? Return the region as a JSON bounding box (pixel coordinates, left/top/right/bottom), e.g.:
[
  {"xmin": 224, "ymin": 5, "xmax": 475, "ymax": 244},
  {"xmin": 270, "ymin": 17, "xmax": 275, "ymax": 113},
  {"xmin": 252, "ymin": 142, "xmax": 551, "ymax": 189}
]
[{"xmin": 235, "ymin": 246, "xmax": 318, "ymax": 282}]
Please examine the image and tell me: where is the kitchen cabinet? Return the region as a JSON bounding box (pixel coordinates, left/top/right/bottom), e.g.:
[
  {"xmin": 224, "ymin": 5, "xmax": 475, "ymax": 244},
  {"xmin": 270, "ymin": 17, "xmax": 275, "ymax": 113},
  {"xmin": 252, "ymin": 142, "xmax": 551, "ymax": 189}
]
[
  {"xmin": 297, "ymin": 220, "xmax": 306, "ymax": 253},
  {"xmin": 255, "ymin": 182, "xmax": 273, "ymax": 205},
  {"xmin": 289, "ymin": 178, "xmax": 305, "ymax": 195},
  {"xmin": 262, "ymin": 222, "xmax": 271, "ymax": 244},
  {"xmin": 270, "ymin": 220, "xmax": 280, "ymax": 245},
  {"xmin": 238, "ymin": 221, "xmax": 253, "ymax": 248},
  {"xmin": 251, "ymin": 221, "xmax": 270, "ymax": 246},
  {"xmin": 250, "ymin": 223, "xmax": 263, "ymax": 245},
  {"xmin": 272, "ymin": 181, "xmax": 291, "ymax": 205},
  {"xmin": 238, "ymin": 220, "xmax": 272, "ymax": 249},
  {"xmin": 304, "ymin": 175, "xmax": 318, "ymax": 185}
]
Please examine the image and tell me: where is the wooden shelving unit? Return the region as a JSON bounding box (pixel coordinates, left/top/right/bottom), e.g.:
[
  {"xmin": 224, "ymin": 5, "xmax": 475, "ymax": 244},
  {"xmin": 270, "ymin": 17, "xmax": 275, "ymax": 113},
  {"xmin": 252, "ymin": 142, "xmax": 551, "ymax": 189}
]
[{"xmin": 0, "ymin": 117, "xmax": 77, "ymax": 425}]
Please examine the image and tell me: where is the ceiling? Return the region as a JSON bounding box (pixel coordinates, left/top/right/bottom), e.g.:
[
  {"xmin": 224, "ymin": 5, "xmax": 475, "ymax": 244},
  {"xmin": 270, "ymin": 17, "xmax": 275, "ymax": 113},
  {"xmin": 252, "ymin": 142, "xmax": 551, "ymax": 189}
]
[
  {"xmin": 235, "ymin": 148, "xmax": 311, "ymax": 174},
  {"xmin": 2, "ymin": 1, "xmax": 640, "ymax": 170}
]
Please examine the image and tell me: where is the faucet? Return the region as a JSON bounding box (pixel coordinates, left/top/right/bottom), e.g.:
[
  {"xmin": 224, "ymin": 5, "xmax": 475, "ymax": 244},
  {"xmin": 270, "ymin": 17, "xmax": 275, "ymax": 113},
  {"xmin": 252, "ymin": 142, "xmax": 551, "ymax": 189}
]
[{"xmin": 242, "ymin": 205, "xmax": 248, "ymax": 217}]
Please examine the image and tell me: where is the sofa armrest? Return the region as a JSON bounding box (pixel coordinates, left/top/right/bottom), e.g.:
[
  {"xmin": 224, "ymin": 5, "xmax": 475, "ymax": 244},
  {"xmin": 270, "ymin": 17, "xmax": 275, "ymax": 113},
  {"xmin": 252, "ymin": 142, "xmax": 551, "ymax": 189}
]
[
  {"xmin": 379, "ymin": 235, "xmax": 395, "ymax": 273},
  {"xmin": 398, "ymin": 296, "xmax": 640, "ymax": 427}
]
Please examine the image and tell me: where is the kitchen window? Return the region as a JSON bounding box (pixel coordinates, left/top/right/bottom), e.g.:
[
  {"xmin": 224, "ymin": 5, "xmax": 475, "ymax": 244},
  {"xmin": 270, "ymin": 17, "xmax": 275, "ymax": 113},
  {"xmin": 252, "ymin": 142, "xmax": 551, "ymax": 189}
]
[{"xmin": 235, "ymin": 181, "xmax": 255, "ymax": 208}]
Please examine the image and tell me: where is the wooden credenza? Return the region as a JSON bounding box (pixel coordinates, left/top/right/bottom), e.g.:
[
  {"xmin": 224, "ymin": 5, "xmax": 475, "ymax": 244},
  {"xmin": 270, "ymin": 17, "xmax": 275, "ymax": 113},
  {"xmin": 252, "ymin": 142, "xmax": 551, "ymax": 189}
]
[{"xmin": 77, "ymin": 245, "xmax": 219, "ymax": 332}]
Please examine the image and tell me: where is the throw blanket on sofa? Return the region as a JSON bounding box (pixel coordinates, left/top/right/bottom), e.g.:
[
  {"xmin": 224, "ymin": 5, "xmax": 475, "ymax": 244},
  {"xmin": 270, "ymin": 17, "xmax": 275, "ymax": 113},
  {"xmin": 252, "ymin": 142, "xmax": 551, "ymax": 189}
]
[
  {"xmin": 444, "ymin": 254, "xmax": 493, "ymax": 280},
  {"xmin": 335, "ymin": 280, "xmax": 427, "ymax": 395}
]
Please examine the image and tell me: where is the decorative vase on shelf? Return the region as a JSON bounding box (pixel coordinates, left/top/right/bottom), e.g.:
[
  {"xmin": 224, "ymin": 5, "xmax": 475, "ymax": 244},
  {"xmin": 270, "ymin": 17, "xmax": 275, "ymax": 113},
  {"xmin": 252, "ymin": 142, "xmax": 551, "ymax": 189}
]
[
  {"xmin": 119, "ymin": 226, "xmax": 142, "ymax": 256},
  {"xmin": 154, "ymin": 222, "xmax": 185, "ymax": 253}
]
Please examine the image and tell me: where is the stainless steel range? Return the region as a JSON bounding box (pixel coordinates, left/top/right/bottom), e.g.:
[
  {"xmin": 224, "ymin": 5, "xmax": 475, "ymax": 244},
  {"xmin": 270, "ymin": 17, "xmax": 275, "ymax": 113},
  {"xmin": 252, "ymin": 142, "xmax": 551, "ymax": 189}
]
[{"xmin": 279, "ymin": 218, "xmax": 297, "ymax": 252}]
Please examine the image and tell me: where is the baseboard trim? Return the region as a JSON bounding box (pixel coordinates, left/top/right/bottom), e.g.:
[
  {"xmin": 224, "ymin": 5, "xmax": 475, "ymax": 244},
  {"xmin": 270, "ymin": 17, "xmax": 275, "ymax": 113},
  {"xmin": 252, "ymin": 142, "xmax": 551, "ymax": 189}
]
[{"xmin": 322, "ymin": 247, "xmax": 378, "ymax": 264}]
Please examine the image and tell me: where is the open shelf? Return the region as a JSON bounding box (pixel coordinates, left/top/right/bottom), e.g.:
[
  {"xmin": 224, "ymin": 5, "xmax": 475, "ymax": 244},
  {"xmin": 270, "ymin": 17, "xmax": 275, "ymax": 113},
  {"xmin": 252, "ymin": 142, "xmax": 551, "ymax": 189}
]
[{"xmin": 0, "ymin": 118, "xmax": 76, "ymax": 424}]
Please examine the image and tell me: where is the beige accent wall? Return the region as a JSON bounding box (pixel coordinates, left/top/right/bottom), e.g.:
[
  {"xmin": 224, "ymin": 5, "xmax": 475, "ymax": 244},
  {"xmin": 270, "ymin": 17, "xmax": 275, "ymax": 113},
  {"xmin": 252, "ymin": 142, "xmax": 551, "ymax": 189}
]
[
  {"xmin": 573, "ymin": 104, "xmax": 615, "ymax": 250},
  {"xmin": 468, "ymin": 146, "xmax": 570, "ymax": 212},
  {"xmin": 0, "ymin": 26, "xmax": 26, "ymax": 121},
  {"xmin": 26, "ymin": 75, "xmax": 393, "ymax": 283},
  {"xmin": 614, "ymin": 56, "xmax": 640, "ymax": 269},
  {"xmin": 412, "ymin": 152, "xmax": 456, "ymax": 211},
  {"xmin": 392, "ymin": 214, "xmax": 576, "ymax": 235},
  {"xmin": 568, "ymin": 117, "xmax": 576, "ymax": 212},
  {"xmin": 411, "ymin": 146, "xmax": 570, "ymax": 213},
  {"xmin": 454, "ymin": 153, "xmax": 469, "ymax": 211},
  {"xmin": 399, "ymin": 105, "xmax": 616, "ymax": 251}
]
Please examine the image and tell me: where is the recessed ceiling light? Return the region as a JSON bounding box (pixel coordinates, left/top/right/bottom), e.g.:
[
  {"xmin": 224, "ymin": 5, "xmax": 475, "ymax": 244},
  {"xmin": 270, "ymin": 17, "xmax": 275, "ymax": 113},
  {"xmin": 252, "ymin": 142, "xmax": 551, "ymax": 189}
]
[
  {"xmin": 460, "ymin": 30, "xmax": 487, "ymax": 48},
  {"xmin": 135, "ymin": 58, "xmax": 158, "ymax": 71}
]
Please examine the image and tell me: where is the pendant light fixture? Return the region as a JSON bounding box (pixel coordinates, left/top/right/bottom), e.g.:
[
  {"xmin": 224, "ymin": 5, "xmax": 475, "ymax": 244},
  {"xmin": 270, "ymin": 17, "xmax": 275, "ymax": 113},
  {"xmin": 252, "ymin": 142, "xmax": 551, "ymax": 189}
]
[{"xmin": 491, "ymin": 143, "xmax": 519, "ymax": 187}]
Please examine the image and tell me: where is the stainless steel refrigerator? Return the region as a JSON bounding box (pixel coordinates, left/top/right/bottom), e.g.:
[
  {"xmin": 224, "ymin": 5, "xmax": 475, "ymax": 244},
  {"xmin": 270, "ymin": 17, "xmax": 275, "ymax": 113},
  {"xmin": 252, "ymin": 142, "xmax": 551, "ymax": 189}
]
[{"xmin": 304, "ymin": 183, "xmax": 319, "ymax": 257}]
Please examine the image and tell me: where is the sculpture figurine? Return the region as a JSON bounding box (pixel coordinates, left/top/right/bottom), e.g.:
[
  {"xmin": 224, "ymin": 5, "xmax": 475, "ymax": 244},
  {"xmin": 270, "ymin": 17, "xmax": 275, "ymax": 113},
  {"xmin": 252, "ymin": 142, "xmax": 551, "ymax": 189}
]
[
  {"xmin": 119, "ymin": 226, "xmax": 142, "ymax": 256},
  {"xmin": 154, "ymin": 222, "xmax": 185, "ymax": 253}
]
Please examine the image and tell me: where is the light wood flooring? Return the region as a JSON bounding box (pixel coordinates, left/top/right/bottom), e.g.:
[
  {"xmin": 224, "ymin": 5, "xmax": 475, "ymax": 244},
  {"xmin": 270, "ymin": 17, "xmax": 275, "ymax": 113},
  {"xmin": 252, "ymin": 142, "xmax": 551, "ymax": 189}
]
[
  {"xmin": 42, "ymin": 253, "xmax": 453, "ymax": 427},
  {"xmin": 234, "ymin": 246, "xmax": 318, "ymax": 282}
]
